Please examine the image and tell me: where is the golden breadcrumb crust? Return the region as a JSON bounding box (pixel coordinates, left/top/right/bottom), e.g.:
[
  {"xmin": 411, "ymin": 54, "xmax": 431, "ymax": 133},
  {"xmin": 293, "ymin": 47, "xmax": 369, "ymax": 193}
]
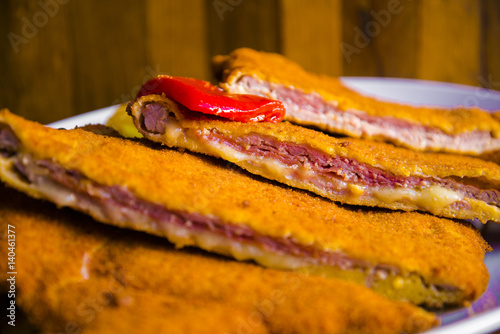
[
  {"xmin": 173, "ymin": 108, "xmax": 500, "ymax": 183},
  {"xmin": 213, "ymin": 48, "xmax": 500, "ymax": 136},
  {"xmin": 129, "ymin": 95, "xmax": 500, "ymax": 223},
  {"xmin": 0, "ymin": 109, "xmax": 491, "ymax": 305},
  {"xmin": 0, "ymin": 185, "xmax": 438, "ymax": 334},
  {"xmin": 127, "ymin": 94, "xmax": 500, "ymax": 223}
]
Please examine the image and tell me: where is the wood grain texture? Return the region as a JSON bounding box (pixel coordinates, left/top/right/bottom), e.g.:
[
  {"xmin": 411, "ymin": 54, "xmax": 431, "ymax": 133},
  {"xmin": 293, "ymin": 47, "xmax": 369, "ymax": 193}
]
[
  {"xmin": 482, "ymin": 0, "xmax": 500, "ymax": 91},
  {"xmin": 1, "ymin": 0, "xmax": 74, "ymax": 124},
  {"xmin": 281, "ymin": 0, "xmax": 342, "ymax": 76},
  {"xmin": 146, "ymin": 0, "xmax": 209, "ymax": 80},
  {"xmin": 206, "ymin": 0, "xmax": 281, "ymax": 80},
  {"xmin": 341, "ymin": 0, "xmax": 378, "ymax": 76},
  {"xmin": 417, "ymin": 0, "xmax": 481, "ymax": 86},
  {"xmin": 0, "ymin": 0, "xmax": 497, "ymax": 123},
  {"xmin": 68, "ymin": 1, "xmax": 148, "ymax": 114},
  {"xmin": 342, "ymin": 0, "xmax": 419, "ymax": 78}
]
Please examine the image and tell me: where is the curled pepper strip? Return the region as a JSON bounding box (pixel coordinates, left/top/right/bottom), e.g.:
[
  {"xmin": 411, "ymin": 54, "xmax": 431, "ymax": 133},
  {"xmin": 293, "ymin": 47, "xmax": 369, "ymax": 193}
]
[{"xmin": 136, "ymin": 75, "xmax": 285, "ymax": 123}]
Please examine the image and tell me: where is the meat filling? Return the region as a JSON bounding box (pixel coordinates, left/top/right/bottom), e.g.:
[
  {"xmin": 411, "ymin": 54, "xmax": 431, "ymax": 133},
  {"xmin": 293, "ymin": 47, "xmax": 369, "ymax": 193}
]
[
  {"xmin": 0, "ymin": 124, "xmax": 461, "ymax": 301},
  {"xmin": 8, "ymin": 154, "xmax": 387, "ymax": 269},
  {"xmin": 227, "ymin": 76, "xmax": 500, "ymax": 154},
  {"xmin": 138, "ymin": 104, "xmax": 500, "ymax": 208},
  {"xmin": 0, "ymin": 127, "xmax": 385, "ymax": 274},
  {"xmin": 206, "ymin": 132, "xmax": 500, "ymax": 207},
  {"xmin": 141, "ymin": 103, "xmax": 169, "ymax": 134},
  {"xmin": 0, "ymin": 123, "xmax": 20, "ymax": 157}
]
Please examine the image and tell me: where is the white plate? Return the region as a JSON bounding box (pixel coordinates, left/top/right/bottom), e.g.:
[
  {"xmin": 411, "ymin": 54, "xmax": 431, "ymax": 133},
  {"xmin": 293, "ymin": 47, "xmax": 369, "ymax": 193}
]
[
  {"xmin": 48, "ymin": 105, "xmax": 120, "ymax": 128},
  {"xmin": 48, "ymin": 78, "xmax": 500, "ymax": 334}
]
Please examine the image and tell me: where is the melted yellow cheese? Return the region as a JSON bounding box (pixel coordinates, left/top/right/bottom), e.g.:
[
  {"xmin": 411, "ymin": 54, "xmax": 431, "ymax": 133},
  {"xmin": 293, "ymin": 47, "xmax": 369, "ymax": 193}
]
[
  {"xmin": 200, "ymin": 139, "xmax": 465, "ymax": 213},
  {"xmin": 0, "ymin": 154, "xmax": 466, "ymax": 307},
  {"xmin": 147, "ymin": 105, "xmax": 466, "ymax": 216},
  {"xmin": 0, "ymin": 154, "xmax": 309, "ymax": 271},
  {"xmin": 374, "ymin": 185, "xmax": 463, "ymax": 213},
  {"xmin": 105, "ymin": 103, "xmax": 143, "ymax": 138},
  {"xmin": 300, "ymin": 265, "xmax": 463, "ymax": 308}
]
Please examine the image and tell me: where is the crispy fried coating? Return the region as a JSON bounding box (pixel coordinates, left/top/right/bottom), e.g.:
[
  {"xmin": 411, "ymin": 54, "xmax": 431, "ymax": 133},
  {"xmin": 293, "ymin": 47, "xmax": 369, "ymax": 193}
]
[
  {"xmin": 213, "ymin": 47, "xmax": 500, "ymax": 137},
  {"xmin": 0, "ymin": 185, "xmax": 438, "ymax": 334},
  {"xmin": 145, "ymin": 101, "xmax": 500, "ymax": 182},
  {"xmin": 128, "ymin": 95, "xmax": 500, "ymax": 223},
  {"xmin": 0, "ymin": 109, "xmax": 491, "ymax": 307}
]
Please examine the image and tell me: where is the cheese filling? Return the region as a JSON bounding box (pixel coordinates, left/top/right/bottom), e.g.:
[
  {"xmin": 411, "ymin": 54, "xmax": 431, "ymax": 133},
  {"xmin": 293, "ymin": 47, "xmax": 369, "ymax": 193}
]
[
  {"xmin": 143, "ymin": 112, "xmax": 470, "ymax": 215},
  {"xmin": 129, "ymin": 100, "xmax": 500, "ymax": 225},
  {"xmin": 227, "ymin": 76, "xmax": 500, "ymax": 154},
  {"xmin": 374, "ymin": 186, "xmax": 463, "ymax": 212},
  {"xmin": 0, "ymin": 152, "xmax": 464, "ymax": 307},
  {"xmin": 194, "ymin": 136, "xmax": 466, "ymax": 214}
]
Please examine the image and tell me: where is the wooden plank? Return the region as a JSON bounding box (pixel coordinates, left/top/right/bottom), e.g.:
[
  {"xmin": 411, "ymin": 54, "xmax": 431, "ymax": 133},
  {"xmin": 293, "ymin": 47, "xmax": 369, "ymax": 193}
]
[
  {"xmin": 341, "ymin": 0, "xmax": 419, "ymax": 78},
  {"xmin": 68, "ymin": 1, "xmax": 148, "ymax": 112},
  {"xmin": 206, "ymin": 0, "xmax": 281, "ymax": 77},
  {"xmin": 341, "ymin": 0, "xmax": 378, "ymax": 77},
  {"xmin": 482, "ymin": 0, "xmax": 500, "ymax": 92},
  {"xmin": 0, "ymin": 1, "xmax": 14, "ymax": 116},
  {"xmin": 369, "ymin": 0, "xmax": 418, "ymax": 78},
  {"xmin": 1, "ymin": 0, "xmax": 493, "ymax": 124},
  {"xmin": 147, "ymin": 0, "xmax": 210, "ymax": 80},
  {"xmin": 0, "ymin": 0, "xmax": 75, "ymax": 124},
  {"xmin": 281, "ymin": 0, "xmax": 342, "ymax": 76},
  {"xmin": 417, "ymin": 0, "xmax": 481, "ymax": 86}
]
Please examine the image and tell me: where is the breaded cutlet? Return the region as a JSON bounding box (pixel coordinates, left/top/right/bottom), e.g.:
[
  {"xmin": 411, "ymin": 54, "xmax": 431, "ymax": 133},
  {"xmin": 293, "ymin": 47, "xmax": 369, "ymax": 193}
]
[
  {"xmin": 0, "ymin": 109, "xmax": 491, "ymax": 308},
  {"xmin": 129, "ymin": 93, "xmax": 500, "ymax": 223},
  {"xmin": 0, "ymin": 184, "xmax": 438, "ymax": 334},
  {"xmin": 213, "ymin": 47, "xmax": 500, "ymax": 157}
]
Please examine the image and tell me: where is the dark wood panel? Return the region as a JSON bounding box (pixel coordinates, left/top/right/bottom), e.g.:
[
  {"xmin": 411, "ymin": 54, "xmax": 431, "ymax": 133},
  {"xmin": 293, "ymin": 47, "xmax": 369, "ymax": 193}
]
[
  {"xmin": 0, "ymin": 0, "xmax": 498, "ymax": 124},
  {"xmin": 281, "ymin": 0, "xmax": 342, "ymax": 76},
  {"xmin": 342, "ymin": 0, "xmax": 378, "ymax": 76},
  {"xmin": 482, "ymin": 0, "xmax": 500, "ymax": 91},
  {"xmin": 146, "ymin": 0, "xmax": 210, "ymax": 80},
  {"xmin": 0, "ymin": 0, "xmax": 14, "ymax": 117},
  {"xmin": 206, "ymin": 0, "xmax": 281, "ymax": 79},
  {"xmin": 341, "ymin": 0, "xmax": 418, "ymax": 78},
  {"xmin": 369, "ymin": 0, "xmax": 419, "ymax": 78},
  {"xmin": 68, "ymin": 0, "xmax": 148, "ymax": 113},
  {"xmin": 417, "ymin": 0, "xmax": 481, "ymax": 86}
]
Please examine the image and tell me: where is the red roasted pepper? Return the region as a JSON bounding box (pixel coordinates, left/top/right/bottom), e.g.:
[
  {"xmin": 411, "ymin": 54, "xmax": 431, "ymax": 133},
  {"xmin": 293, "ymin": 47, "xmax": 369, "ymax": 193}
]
[{"xmin": 135, "ymin": 75, "xmax": 285, "ymax": 123}]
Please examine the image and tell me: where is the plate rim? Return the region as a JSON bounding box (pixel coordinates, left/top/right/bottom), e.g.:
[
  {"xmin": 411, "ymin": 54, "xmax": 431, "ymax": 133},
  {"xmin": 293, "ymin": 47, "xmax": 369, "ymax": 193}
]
[{"xmin": 46, "ymin": 78, "xmax": 500, "ymax": 333}]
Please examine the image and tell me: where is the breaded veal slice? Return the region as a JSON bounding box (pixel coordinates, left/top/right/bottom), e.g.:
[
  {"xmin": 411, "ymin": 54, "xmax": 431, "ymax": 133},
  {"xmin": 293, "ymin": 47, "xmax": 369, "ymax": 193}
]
[
  {"xmin": 0, "ymin": 184, "xmax": 439, "ymax": 334},
  {"xmin": 128, "ymin": 94, "xmax": 500, "ymax": 223},
  {"xmin": 213, "ymin": 47, "xmax": 500, "ymax": 157},
  {"xmin": 0, "ymin": 109, "xmax": 491, "ymax": 308}
]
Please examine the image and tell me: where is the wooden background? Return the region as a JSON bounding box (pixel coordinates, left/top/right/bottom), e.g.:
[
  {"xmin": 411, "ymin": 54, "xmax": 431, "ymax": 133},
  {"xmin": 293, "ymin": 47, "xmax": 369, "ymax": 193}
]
[{"xmin": 0, "ymin": 0, "xmax": 499, "ymax": 124}]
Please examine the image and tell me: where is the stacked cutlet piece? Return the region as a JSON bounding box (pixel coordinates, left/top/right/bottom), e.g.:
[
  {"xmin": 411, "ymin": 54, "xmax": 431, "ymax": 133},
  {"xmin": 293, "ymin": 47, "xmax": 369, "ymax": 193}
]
[{"xmin": 0, "ymin": 48, "xmax": 498, "ymax": 333}]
